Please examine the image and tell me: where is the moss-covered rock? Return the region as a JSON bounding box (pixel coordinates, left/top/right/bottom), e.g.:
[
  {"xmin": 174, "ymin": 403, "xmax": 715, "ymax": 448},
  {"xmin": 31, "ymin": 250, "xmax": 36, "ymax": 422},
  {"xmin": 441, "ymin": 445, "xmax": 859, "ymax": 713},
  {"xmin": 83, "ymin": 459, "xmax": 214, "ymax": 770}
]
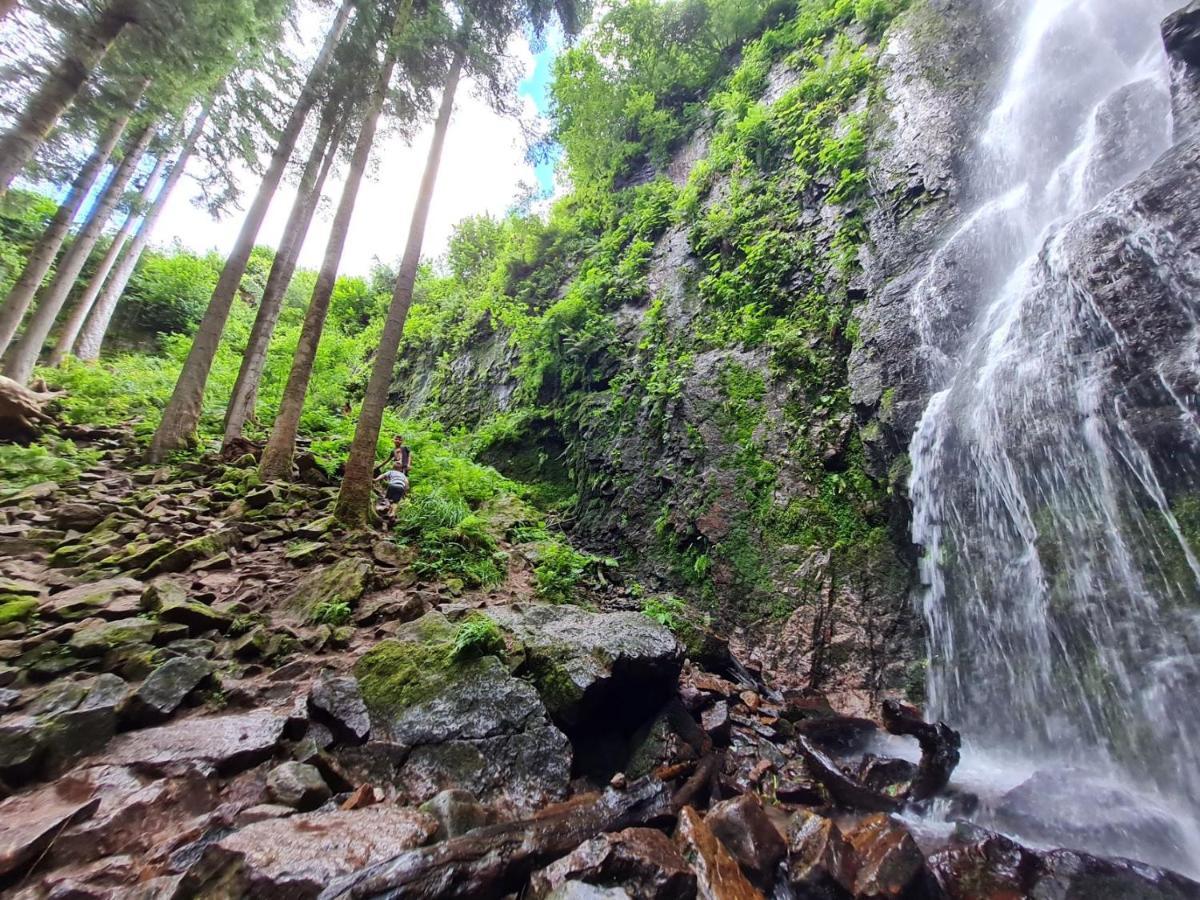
[
  {"xmin": 285, "ymin": 557, "xmax": 372, "ymax": 620},
  {"xmin": 67, "ymin": 617, "xmax": 159, "ymax": 657},
  {"xmin": 0, "ymin": 597, "xmax": 38, "ymax": 626},
  {"xmin": 144, "ymin": 529, "xmax": 240, "ymax": 576}
]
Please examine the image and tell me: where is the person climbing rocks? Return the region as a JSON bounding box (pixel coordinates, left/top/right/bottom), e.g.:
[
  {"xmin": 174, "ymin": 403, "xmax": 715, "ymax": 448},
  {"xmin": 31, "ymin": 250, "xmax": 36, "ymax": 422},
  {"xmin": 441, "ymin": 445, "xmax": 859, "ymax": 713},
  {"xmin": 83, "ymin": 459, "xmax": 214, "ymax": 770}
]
[{"xmin": 375, "ymin": 435, "xmax": 412, "ymax": 519}]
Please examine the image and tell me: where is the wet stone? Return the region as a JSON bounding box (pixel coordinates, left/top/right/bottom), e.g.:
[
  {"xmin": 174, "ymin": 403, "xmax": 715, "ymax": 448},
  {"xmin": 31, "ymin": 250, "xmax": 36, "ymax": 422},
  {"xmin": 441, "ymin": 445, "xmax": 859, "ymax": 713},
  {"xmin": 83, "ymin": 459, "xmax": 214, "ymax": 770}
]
[
  {"xmin": 418, "ymin": 788, "xmax": 498, "ymax": 841},
  {"xmin": 675, "ymin": 806, "xmax": 764, "ymax": 900},
  {"xmin": 842, "ymin": 813, "xmax": 925, "ymax": 898},
  {"xmin": 0, "ymin": 782, "xmax": 101, "ymax": 876},
  {"xmin": 308, "ymin": 670, "xmax": 370, "ymax": 745},
  {"xmin": 193, "ymin": 806, "xmax": 438, "ymax": 898},
  {"xmin": 786, "ymin": 810, "xmax": 853, "ymax": 897},
  {"xmin": 706, "ymin": 793, "xmax": 787, "ymax": 887},
  {"xmin": 266, "ymin": 761, "xmax": 331, "ymax": 810},
  {"xmin": 102, "ymin": 709, "xmax": 287, "ymax": 775},
  {"xmin": 117, "ymin": 656, "xmax": 213, "ymax": 726},
  {"xmin": 531, "ymin": 827, "xmax": 698, "ymax": 900}
]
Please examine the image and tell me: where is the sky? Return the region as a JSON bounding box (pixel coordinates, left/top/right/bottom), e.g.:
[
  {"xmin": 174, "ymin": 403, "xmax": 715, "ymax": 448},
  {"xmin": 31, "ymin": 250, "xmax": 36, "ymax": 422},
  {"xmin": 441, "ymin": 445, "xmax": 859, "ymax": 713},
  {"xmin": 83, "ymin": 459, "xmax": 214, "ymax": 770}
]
[{"xmin": 151, "ymin": 13, "xmax": 566, "ymax": 277}]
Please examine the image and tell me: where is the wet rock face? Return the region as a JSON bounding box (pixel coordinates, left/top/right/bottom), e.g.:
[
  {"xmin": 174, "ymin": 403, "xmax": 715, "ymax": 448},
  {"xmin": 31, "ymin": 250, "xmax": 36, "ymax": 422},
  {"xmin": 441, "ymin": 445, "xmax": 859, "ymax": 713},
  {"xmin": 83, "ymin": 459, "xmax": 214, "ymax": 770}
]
[
  {"xmin": 0, "ymin": 782, "xmax": 100, "ymax": 876},
  {"xmin": 191, "ymin": 806, "xmax": 438, "ymax": 898},
  {"xmin": 486, "ymin": 603, "xmax": 684, "ymax": 732},
  {"xmin": 531, "ymin": 827, "xmax": 698, "ymax": 900},
  {"xmin": 674, "ymin": 806, "xmax": 764, "ymax": 900},
  {"xmin": 101, "ymin": 709, "xmax": 287, "ymax": 775},
  {"xmin": 1164, "ymin": 1, "xmax": 1200, "ymax": 68},
  {"xmin": 705, "ymin": 794, "xmax": 787, "ymax": 887},
  {"xmin": 930, "ymin": 831, "xmax": 1200, "ymax": 900}
]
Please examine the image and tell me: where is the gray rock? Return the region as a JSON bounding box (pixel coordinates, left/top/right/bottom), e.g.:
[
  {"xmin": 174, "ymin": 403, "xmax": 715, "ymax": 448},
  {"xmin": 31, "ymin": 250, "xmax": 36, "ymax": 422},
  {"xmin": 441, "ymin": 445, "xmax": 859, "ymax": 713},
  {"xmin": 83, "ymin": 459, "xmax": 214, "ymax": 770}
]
[
  {"xmin": 418, "ymin": 788, "xmax": 498, "ymax": 840},
  {"xmin": 67, "ymin": 617, "xmax": 159, "ymax": 657},
  {"xmin": 530, "ymin": 828, "xmax": 696, "ymax": 900},
  {"xmin": 0, "ymin": 687, "xmax": 20, "ymax": 713},
  {"xmin": 308, "ymin": 670, "xmax": 370, "ymax": 744},
  {"xmin": 267, "ymin": 762, "xmax": 331, "ymax": 810},
  {"xmin": 43, "ymin": 578, "xmax": 145, "ymax": 621},
  {"xmin": 486, "ymin": 603, "xmax": 683, "ymax": 729},
  {"xmin": 0, "ymin": 717, "xmax": 44, "ymax": 781},
  {"xmin": 118, "ymin": 656, "xmax": 212, "ymax": 726},
  {"xmin": 27, "ymin": 680, "xmax": 87, "ymax": 717},
  {"xmin": 157, "ymin": 599, "xmax": 233, "ymax": 635},
  {"xmin": 0, "ymin": 783, "xmax": 100, "ymax": 876},
  {"xmin": 545, "ymin": 884, "xmax": 633, "ymax": 900}
]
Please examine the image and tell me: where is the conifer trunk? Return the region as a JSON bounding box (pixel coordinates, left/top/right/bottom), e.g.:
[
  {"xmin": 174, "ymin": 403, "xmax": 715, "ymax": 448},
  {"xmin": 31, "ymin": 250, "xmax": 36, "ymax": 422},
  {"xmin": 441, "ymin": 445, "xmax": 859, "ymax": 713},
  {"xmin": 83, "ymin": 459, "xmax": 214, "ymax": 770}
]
[
  {"xmin": 0, "ymin": 0, "xmax": 140, "ymax": 196},
  {"xmin": 145, "ymin": 0, "xmax": 355, "ymax": 462},
  {"xmin": 76, "ymin": 103, "xmax": 210, "ymax": 362},
  {"xmin": 0, "ymin": 84, "xmax": 145, "ymax": 357},
  {"xmin": 2, "ymin": 119, "xmax": 155, "ymax": 383},
  {"xmin": 259, "ymin": 49, "xmax": 399, "ymax": 481},
  {"xmin": 222, "ymin": 106, "xmax": 343, "ymax": 448},
  {"xmin": 49, "ymin": 133, "xmax": 177, "ymax": 364},
  {"xmin": 335, "ymin": 49, "xmax": 465, "ymax": 523}
]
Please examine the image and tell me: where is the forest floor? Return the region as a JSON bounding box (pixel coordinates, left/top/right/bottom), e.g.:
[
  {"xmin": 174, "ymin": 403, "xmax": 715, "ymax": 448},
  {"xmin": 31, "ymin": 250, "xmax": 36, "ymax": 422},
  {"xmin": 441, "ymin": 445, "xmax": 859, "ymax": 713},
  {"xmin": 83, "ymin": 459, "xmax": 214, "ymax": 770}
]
[{"xmin": 1, "ymin": 426, "xmax": 1198, "ymax": 899}]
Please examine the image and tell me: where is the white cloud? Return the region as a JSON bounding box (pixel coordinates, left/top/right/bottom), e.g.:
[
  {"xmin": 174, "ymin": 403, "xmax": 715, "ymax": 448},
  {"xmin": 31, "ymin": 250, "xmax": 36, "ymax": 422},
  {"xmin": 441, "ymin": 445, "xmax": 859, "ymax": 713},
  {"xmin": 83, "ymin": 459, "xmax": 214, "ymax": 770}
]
[{"xmin": 153, "ymin": 30, "xmax": 542, "ymax": 277}]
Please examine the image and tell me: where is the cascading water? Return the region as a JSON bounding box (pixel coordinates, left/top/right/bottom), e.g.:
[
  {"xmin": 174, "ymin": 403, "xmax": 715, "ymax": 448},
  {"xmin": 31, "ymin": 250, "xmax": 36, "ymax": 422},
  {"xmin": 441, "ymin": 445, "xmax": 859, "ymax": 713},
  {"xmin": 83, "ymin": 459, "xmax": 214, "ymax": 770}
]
[{"xmin": 907, "ymin": 0, "xmax": 1200, "ymax": 874}]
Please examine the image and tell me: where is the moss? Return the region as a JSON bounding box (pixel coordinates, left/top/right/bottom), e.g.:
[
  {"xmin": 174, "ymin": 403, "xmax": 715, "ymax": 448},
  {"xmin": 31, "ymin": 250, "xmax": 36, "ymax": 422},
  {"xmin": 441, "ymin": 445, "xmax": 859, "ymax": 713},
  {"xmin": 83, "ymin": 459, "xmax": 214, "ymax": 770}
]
[
  {"xmin": 523, "ymin": 648, "xmax": 584, "ymax": 715},
  {"xmin": 0, "ymin": 597, "xmax": 37, "ymax": 625}
]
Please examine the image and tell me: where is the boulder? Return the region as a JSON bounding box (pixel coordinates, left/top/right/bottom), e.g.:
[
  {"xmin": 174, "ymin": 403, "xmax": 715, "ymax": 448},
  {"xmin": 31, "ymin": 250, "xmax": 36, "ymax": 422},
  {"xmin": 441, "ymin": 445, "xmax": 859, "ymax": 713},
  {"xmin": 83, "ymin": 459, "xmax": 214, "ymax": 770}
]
[
  {"xmin": 157, "ymin": 598, "xmax": 233, "ymax": 635},
  {"xmin": 531, "ymin": 827, "xmax": 698, "ymax": 900},
  {"xmin": 102, "ymin": 709, "xmax": 287, "ymax": 775},
  {"xmin": 0, "ymin": 783, "xmax": 101, "ymax": 876},
  {"xmin": 0, "ymin": 717, "xmax": 45, "ymax": 781},
  {"xmin": 118, "ymin": 656, "xmax": 212, "ymax": 726},
  {"xmin": 705, "ymin": 794, "xmax": 787, "ymax": 887},
  {"xmin": 546, "ymin": 884, "xmax": 634, "ymax": 900},
  {"xmin": 355, "ymin": 616, "xmax": 572, "ymax": 814},
  {"xmin": 67, "ymin": 617, "xmax": 159, "ymax": 657},
  {"xmin": 266, "ymin": 762, "xmax": 331, "ymax": 810},
  {"xmin": 145, "ymin": 529, "xmax": 239, "ymax": 575},
  {"xmin": 0, "ymin": 686, "xmax": 20, "ymax": 713},
  {"xmin": 675, "ymin": 806, "xmax": 763, "ymax": 900},
  {"xmin": 43, "ymin": 578, "xmax": 144, "ymax": 621},
  {"xmin": 418, "ymin": 788, "xmax": 499, "ymax": 840},
  {"xmin": 308, "ymin": 670, "xmax": 370, "ymax": 744},
  {"xmin": 786, "ymin": 810, "xmax": 853, "ymax": 897},
  {"xmin": 841, "ymin": 814, "xmax": 925, "ymax": 898},
  {"xmin": 929, "ymin": 830, "xmax": 1200, "ymax": 899},
  {"xmin": 285, "ymin": 557, "xmax": 372, "ymax": 620},
  {"xmin": 53, "ymin": 502, "xmax": 108, "ymax": 531},
  {"xmin": 486, "ymin": 603, "xmax": 683, "ymax": 730},
  {"xmin": 191, "ymin": 806, "xmax": 438, "ymax": 898}
]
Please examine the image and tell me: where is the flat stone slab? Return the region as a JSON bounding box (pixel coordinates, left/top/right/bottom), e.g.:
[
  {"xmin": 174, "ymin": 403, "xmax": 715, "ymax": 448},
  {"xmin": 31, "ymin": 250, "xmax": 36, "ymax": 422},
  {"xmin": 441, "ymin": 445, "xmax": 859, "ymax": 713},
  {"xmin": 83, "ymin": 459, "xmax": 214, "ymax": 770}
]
[
  {"xmin": 201, "ymin": 806, "xmax": 438, "ymax": 897},
  {"xmin": 101, "ymin": 710, "xmax": 287, "ymax": 775},
  {"xmin": 0, "ymin": 780, "xmax": 101, "ymax": 876}
]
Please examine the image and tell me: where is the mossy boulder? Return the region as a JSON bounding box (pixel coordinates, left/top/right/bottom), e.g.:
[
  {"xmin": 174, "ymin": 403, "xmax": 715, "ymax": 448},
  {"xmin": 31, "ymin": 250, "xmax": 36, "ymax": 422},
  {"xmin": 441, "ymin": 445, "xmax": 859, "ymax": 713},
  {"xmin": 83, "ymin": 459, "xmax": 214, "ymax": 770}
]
[
  {"xmin": 486, "ymin": 604, "xmax": 684, "ymax": 731},
  {"xmin": 0, "ymin": 597, "xmax": 38, "ymax": 626},
  {"xmin": 145, "ymin": 529, "xmax": 240, "ymax": 576},
  {"xmin": 353, "ymin": 612, "xmax": 572, "ymax": 814},
  {"xmin": 43, "ymin": 578, "xmax": 144, "ymax": 620},
  {"xmin": 67, "ymin": 618, "xmax": 159, "ymax": 657},
  {"xmin": 285, "ymin": 557, "xmax": 372, "ymax": 620}
]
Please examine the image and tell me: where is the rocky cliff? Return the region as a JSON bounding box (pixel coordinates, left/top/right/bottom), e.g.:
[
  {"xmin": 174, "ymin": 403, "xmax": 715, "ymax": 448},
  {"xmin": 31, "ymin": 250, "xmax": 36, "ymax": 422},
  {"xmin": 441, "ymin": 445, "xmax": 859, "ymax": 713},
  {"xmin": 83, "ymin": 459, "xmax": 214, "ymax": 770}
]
[{"xmin": 389, "ymin": 0, "xmax": 1011, "ymax": 712}]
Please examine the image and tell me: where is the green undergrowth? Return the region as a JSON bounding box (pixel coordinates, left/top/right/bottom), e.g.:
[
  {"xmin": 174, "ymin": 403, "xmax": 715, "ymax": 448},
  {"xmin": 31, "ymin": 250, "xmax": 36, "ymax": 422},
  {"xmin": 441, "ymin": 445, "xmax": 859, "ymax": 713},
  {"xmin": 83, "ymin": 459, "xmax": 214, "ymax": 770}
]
[{"xmin": 0, "ymin": 440, "xmax": 102, "ymax": 492}]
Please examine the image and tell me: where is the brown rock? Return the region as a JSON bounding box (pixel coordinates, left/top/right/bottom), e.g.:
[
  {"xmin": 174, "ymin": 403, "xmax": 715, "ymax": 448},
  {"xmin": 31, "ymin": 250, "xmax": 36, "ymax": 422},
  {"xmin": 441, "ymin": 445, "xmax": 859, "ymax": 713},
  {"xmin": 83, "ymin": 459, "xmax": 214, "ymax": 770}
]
[
  {"xmin": 706, "ymin": 794, "xmax": 786, "ymax": 886},
  {"xmin": 102, "ymin": 710, "xmax": 287, "ymax": 775},
  {"xmin": 842, "ymin": 814, "xmax": 925, "ymax": 897},
  {"xmin": 675, "ymin": 806, "xmax": 763, "ymax": 900},
  {"xmin": 532, "ymin": 827, "xmax": 697, "ymax": 900},
  {"xmin": 786, "ymin": 810, "xmax": 852, "ymax": 897},
  {"xmin": 340, "ymin": 784, "xmax": 381, "ymax": 811},
  {"xmin": 196, "ymin": 806, "xmax": 438, "ymax": 897},
  {"xmin": 0, "ymin": 781, "xmax": 101, "ymax": 876}
]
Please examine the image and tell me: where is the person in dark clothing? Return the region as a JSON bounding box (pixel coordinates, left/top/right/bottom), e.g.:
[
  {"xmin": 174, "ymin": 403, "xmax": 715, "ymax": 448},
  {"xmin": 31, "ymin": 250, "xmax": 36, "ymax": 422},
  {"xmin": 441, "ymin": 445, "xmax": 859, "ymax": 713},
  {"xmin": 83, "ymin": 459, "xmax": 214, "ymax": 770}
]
[{"xmin": 392, "ymin": 435, "xmax": 411, "ymax": 475}]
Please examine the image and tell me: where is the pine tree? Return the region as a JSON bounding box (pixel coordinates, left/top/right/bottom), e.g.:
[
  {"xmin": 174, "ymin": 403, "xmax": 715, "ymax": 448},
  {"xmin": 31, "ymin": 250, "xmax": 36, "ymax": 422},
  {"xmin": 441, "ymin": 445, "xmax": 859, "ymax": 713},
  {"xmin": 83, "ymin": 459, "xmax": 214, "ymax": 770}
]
[
  {"xmin": 75, "ymin": 102, "xmax": 212, "ymax": 361},
  {"xmin": 0, "ymin": 0, "xmax": 142, "ymax": 196},
  {"xmin": 48, "ymin": 122, "xmax": 182, "ymax": 364},
  {"xmin": 335, "ymin": 0, "xmax": 588, "ymax": 524},
  {"xmin": 222, "ymin": 102, "xmax": 344, "ymax": 447},
  {"xmin": 147, "ymin": 0, "xmax": 355, "ymax": 462},
  {"xmin": 2, "ymin": 117, "xmax": 155, "ymax": 383},
  {"xmin": 260, "ymin": 16, "xmax": 408, "ymax": 480},
  {"xmin": 0, "ymin": 77, "xmax": 147, "ymax": 357}
]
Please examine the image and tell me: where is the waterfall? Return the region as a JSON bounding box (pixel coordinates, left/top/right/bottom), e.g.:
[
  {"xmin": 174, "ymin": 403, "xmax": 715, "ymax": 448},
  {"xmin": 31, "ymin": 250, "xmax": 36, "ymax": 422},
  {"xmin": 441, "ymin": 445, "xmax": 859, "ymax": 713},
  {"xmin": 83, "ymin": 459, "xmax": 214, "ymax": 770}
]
[{"xmin": 907, "ymin": 0, "xmax": 1200, "ymax": 873}]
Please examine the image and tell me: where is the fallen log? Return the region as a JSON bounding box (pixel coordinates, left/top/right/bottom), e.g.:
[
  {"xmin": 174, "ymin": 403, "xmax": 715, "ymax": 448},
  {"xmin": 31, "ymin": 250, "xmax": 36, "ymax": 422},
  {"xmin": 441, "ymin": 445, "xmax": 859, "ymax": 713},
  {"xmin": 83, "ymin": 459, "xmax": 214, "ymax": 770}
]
[
  {"xmin": 796, "ymin": 736, "xmax": 900, "ymax": 813},
  {"xmin": 318, "ymin": 776, "xmax": 674, "ymax": 899},
  {"xmin": 881, "ymin": 699, "xmax": 961, "ymax": 801},
  {"xmin": 0, "ymin": 375, "xmax": 61, "ymax": 442}
]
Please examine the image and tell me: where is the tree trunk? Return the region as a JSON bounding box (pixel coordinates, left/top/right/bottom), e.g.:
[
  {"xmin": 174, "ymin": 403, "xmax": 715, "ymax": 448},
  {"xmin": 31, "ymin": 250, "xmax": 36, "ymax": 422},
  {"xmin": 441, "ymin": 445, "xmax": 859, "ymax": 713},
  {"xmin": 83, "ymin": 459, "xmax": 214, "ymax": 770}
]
[
  {"xmin": 76, "ymin": 101, "xmax": 210, "ymax": 362},
  {"xmin": 335, "ymin": 49, "xmax": 465, "ymax": 524},
  {"xmin": 259, "ymin": 49, "xmax": 398, "ymax": 481},
  {"xmin": 0, "ymin": 0, "xmax": 19, "ymax": 22},
  {"xmin": 0, "ymin": 0, "xmax": 139, "ymax": 196},
  {"xmin": 222, "ymin": 105, "xmax": 343, "ymax": 448},
  {"xmin": 146, "ymin": 0, "xmax": 354, "ymax": 463},
  {"xmin": 0, "ymin": 82, "xmax": 145, "ymax": 357},
  {"xmin": 2, "ymin": 119, "xmax": 155, "ymax": 383},
  {"xmin": 49, "ymin": 134, "xmax": 177, "ymax": 365}
]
